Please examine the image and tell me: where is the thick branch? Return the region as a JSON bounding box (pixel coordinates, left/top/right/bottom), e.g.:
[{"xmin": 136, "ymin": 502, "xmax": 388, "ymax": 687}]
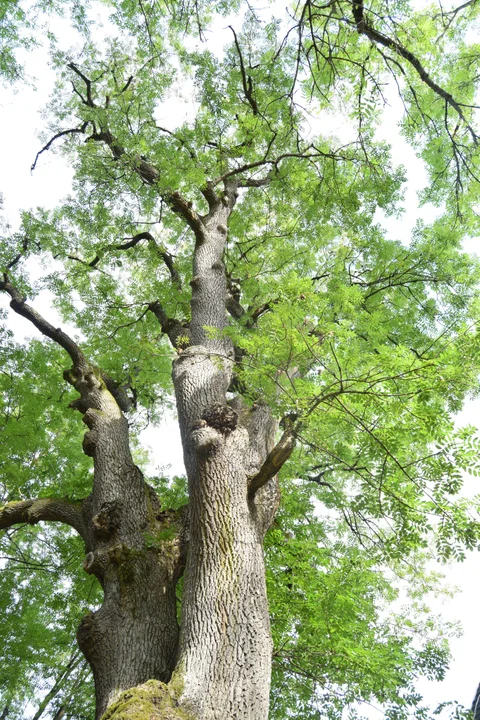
[
  {"xmin": 148, "ymin": 301, "xmax": 191, "ymax": 349},
  {"xmin": 60, "ymin": 63, "xmax": 206, "ymax": 238},
  {"xmin": 87, "ymin": 129, "xmax": 206, "ymax": 238},
  {"xmin": 0, "ymin": 498, "xmax": 87, "ymax": 540},
  {"xmin": 225, "ymin": 294, "xmax": 246, "ymax": 320},
  {"xmin": 68, "ymin": 63, "xmax": 96, "ymax": 107},
  {"xmin": 0, "ymin": 274, "xmax": 86, "ymax": 367},
  {"xmin": 248, "ymin": 428, "xmax": 296, "ymax": 498},
  {"xmin": 0, "ymin": 274, "xmax": 131, "ymax": 412}
]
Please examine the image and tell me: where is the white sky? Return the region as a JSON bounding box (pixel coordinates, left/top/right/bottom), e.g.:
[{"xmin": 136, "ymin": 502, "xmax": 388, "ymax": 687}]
[{"xmin": 1, "ymin": 7, "xmax": 480, "ymax": 717}]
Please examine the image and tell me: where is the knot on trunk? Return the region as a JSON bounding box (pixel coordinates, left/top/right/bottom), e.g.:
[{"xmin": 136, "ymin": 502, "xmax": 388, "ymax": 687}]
[
  {"xmin": 190, "ymin": 424, "xmax": 222, "ymax": 454},
  {"xmin": 82, "ymin": 547, "xmax": 110, "ymax": 579},
  {"xmin": 92, "ymin": 500, "xmax": 122, "ymax": 538},
  {"xmin": 77, "ymin": 611, "xmax": 98, "ymax": 656},
  {"xmin": 81, "ymin": 408, "xmax": 103, "ymax": 456},
  {"xmin": 201, "ymin": 403, "xmax": 238, "ymax": 434},
  {"xmin": 82, "ymin": 429, "xmax": 98, "ymax": 457},
  {"xmin": 64, "ymin": 365, "xmax": 102, "ymax": 397}
]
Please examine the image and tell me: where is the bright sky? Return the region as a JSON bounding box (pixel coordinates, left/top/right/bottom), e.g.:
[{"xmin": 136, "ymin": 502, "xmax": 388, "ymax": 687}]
[{"xmin": 1, "ymin": 6, "xmax": 480, "ymax": 717}]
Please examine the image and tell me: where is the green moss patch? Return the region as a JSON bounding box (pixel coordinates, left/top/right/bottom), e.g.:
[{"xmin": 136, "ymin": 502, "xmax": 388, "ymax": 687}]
[{"xmin": 101, "ymin": 680, "xmax": 193, "ymax": 720}]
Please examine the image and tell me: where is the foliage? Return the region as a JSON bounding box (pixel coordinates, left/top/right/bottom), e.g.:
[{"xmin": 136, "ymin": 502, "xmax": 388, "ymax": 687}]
[{"xmin": 2, "ymin": 0, "xmax": 480, "ymax": 718}]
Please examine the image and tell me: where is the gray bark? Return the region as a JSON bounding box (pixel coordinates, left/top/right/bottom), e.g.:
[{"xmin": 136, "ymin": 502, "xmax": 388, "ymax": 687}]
[
  {"xmin": 69, "ymin": 366, "xmax": 185, "ymax": 718},
  {"xmin": 1, "ymin": 183, "xmax": 283, "ymax": 720},
  {"xmin": 170, "ymin": 186, "xmax": 280, "ymax": 720}
]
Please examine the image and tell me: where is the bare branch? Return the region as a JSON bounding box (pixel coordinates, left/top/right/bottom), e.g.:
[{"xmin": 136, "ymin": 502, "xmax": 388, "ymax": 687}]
[
  {"xmin": 248, "ymin": 428, "xmax": 297, "ymax": 498},
  {"xmin": 0, "ymin": 498, "xmax": 87, "ymax": 540},
  {"xmin": 31, "ymin": 123, "xmax": 89, "ymax": 171},
  {"xmin": 67, "ymin": 63, "xmax": 96, "ymax": 107}
]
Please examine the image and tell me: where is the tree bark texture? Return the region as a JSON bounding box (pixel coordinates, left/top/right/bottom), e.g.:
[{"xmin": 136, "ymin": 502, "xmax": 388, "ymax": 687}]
[
  {"xmin": 1, "ymin": 182, "xmax": 282, "ymax": 720},
  {"xmin": 170, "ymin": 195, "xmax": 281, "ymax": 720},
  {"xmin": 66, "ymin": 366, "xmax": 185, "ymax": 719}
]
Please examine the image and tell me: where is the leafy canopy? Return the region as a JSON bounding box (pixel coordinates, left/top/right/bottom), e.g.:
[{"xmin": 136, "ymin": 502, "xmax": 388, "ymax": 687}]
[{"xmin": 2, "ymin": 0, "xmax": 480, "ymax": 717}]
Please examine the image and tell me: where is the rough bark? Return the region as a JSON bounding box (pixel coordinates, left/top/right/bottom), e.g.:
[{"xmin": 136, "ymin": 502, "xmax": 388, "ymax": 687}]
[
  {"xmin": 0, "ymin": 497, "xmax": 87, "ymax": 540},
  {"xmin": 68, "ymin": 365, "xmax": 184, "ymax": 719},
  {"xmin": 0, "ymin": 279, "xmax": 186, "ymax": 720},
  {"xmin": 1, "ymin": 177, "xmax": 290, "ymax": 720},
  {"xmin": 170, "ymin": 186, "xmax": 281, "ymax": 720}
]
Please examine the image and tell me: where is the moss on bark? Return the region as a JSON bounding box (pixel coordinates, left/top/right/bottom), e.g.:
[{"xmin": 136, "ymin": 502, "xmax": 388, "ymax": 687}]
[{"xmin": 100, "ymin": 680, "xmax": 193, "ymax": 720}]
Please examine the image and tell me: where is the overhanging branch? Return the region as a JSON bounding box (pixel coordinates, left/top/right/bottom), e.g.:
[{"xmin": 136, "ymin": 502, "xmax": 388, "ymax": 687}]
[
  {"xmin": 0, "ymin": 498, "xmax": 87, "ymax": 540},
  {"xmin": 349, "ymin": 0, "xmax": 479, "ymax": 144},
  {"xmin": 31, "ymin": 122, "xmax": 89, "ymax": 171},
  {"xmin": 0, "ymin": 274, "xmax": 86, "ymax": 367},
  {"xmin": 66, "ymin": 231, "xmax": 182, "ymax": 287}
]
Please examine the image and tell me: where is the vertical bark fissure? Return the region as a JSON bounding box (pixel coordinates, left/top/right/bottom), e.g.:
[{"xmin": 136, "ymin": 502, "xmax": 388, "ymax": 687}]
[{"xmin": 172, "ymin": 183, "xmax": 280, "ymax": 719}]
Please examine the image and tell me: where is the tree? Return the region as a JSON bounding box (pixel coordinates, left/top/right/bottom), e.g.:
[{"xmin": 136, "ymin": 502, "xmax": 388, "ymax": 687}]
[{"xmin": 2, "ymin": 1, "xmax": 480, "ymax": 718}]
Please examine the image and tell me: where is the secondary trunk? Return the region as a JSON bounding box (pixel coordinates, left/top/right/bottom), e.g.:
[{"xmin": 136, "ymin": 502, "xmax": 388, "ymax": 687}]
[{"xmin": 66, "ymin": 365, "xmax": 184, "ymax": 719}]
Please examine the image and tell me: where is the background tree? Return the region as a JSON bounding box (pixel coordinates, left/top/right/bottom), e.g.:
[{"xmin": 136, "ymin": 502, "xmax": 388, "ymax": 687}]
[{"xmin": 2, "ymin": 1, "xmax": 480, "ymax": 718}]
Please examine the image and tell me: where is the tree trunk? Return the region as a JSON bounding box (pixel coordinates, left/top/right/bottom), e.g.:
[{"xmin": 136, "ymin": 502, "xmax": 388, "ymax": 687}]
[
  {"xmin": 171, "ymin": 350, "xmax": 275, "ymax": 719},
  {"xmin": 66, "ymin": 366, "xmax": 184, "ymax": 719},
  {"xmin": 2, "ymin": 186, "xmax": 281, "ymax": 720},
  {"xmin": 168, "ymin": 198, "xmax": 280, "ymax": 719}
]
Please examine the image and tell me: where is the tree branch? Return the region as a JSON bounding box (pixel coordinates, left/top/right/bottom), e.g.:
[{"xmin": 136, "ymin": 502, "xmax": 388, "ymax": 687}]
[
  {"xmin": 67, "ymin": 62, "xmax": 96, "ymax": 107},
  {"xmin": 350, "ymin": 0, "xmax": 479, "ymax": 144},
  {"xmin": 0, "ymin": 498, "xmax": 87, "ymax": 540},
  {"xmin": 0, "ymin": 274, "xmax": 131, "ymax": 412},
  {"xmin": 31, "ymin": 122, "xmax": 89, "ymax": 171},
  {"xmin": 148, "ymin": 301, "xmax": 191, "ymax": 350},
  {"xmin": 229, "ymin": 26, "xmax": 259, "ymax": 116},
  {"xmin": 70, "ymin": 231, "xmax": 182, "ymax": 287},
  {"xmin": 0, "ymin": 274, "xmax": 86, "ymax": 367},
  {"xmin": 44, "ymin": 63, "xmax": 207, "ymax": 239},
  {"xmin": 212, "ymin": 146, "xmax": 345, "ymax": 186},
  {"xmin": 248, "ymin": 428, "xmax": 297, "ymax": 498},
  {"xmin": 86, "ymin": 129, "xmax": 206, "ymax": 238}
]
